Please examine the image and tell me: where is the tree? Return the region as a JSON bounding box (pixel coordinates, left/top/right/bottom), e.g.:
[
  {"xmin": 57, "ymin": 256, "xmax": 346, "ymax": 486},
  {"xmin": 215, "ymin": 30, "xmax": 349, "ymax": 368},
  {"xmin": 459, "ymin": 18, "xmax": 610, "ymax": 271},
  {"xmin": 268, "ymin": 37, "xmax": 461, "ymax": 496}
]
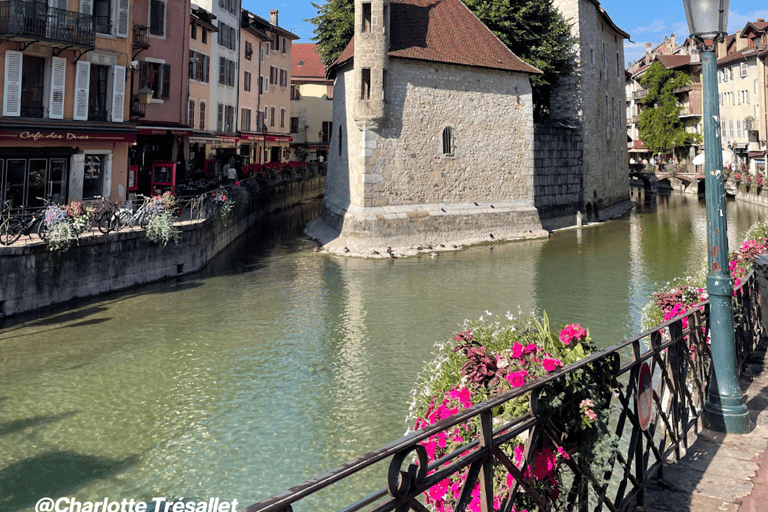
[
  {"xmin": 637, "ymin": 61, "xmax": 701, "ymax": 157},
  {"xmin": 307, "ymin": 0, "xmax": 355, "ymax": 67},
  {"xmin": 461, "ymin": 0, "xmax": 573, "ymax": 117},
  {"xmin": 307, "ymin": 0, "xmax": 572, "ymax": 117}
]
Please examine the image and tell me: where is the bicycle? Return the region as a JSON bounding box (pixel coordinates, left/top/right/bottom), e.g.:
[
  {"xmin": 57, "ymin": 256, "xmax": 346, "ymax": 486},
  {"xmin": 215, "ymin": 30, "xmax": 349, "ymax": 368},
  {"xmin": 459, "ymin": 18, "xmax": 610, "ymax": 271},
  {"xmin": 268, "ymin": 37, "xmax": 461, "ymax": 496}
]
[
  {"xmin": 0, "ymin": 199, "xmax": 49, "ymax": 246},
  {"xmin": 97, "ymin": 195, "xmax": 152, "ymax": 231},
  {"xmin": 93, "ymin": 196, "xmax": 123, "ymax": 234}
]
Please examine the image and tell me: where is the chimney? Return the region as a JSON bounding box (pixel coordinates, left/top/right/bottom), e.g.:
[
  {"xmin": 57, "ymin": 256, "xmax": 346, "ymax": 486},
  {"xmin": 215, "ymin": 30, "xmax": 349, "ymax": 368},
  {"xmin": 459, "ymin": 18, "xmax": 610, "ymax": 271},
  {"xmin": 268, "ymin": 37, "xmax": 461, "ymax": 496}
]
[
  {"xmin": 270, "ymin": 10, "xmax": 278, "ymax": 26},
  {"xmin": 759, "ymin": 18, "xmax": 765, "ymax": 23},
  {"xmin": 646, "ymin": 42, "xmax": 652, "ymax": 54}
]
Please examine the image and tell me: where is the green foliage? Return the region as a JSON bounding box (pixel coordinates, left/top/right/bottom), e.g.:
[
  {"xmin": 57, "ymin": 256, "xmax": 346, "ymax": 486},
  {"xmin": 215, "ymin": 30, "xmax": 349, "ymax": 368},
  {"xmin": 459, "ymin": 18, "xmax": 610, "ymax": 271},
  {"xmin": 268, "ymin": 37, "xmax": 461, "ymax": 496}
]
[
  {"xmin": 308, "ymin": 0, "xmax": 573, "ymax": 117},
  {"xmin": 144, "ymin": 211, "xmax": 180, "ymax": 248},
  {"xmin": 461, "ymin": 0, "xmax": 573, "ymax": 117},
  {"xmin": 307, "ymin": 0, "xmax": 355, "ymax": 66},
  {"xmin": 638, "ymin": 62, "xmax": 702, "ymax": 156}
]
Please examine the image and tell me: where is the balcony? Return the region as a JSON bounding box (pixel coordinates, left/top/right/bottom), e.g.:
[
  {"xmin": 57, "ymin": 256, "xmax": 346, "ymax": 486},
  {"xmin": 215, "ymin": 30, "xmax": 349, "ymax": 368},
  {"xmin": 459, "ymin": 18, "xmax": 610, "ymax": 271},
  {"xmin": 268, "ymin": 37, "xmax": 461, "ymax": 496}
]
[
  {"xmin": 632, "ymin": 89, "xmax": 648, "ymax": 101},
  {"xmin": 130, "ymin": 95, "xmax": 146, "ymax": 120},
  {"xmin": 0, "ymin": 0, "xmax": 95, "ymax": 49},
  {"xmin": 132, "ymin": 24, "xmax": 149, "ymax": 50}
]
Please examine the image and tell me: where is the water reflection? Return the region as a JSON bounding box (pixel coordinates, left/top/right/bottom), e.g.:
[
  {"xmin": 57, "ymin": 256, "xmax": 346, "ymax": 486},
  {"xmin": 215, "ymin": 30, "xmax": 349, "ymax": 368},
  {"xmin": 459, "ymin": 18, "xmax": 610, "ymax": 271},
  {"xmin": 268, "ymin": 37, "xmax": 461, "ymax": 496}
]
[{"xmin": 0, "ymin": 193, "xmax": 764, "ymax": 510}]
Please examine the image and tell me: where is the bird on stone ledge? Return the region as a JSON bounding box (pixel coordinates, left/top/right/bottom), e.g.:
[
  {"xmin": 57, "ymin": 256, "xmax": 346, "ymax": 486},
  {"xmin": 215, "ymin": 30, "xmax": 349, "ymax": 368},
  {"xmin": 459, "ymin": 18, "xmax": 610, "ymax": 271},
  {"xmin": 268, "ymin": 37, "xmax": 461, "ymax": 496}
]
[{"xmin": 343, "ymin": 247, "xmax": 350, "ymax": 253}]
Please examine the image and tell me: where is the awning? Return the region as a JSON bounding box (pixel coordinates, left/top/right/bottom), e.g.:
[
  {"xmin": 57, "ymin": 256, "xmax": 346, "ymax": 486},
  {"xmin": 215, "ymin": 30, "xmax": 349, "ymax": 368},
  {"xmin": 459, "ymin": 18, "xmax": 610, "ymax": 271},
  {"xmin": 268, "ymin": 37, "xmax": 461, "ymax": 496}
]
[
  {"xmin": 190, "ymin": 132, "xmax": 219, "ymax": 144},
  {"xmin": 748, "ymin": 151, "xmax": 766, "ymax": 157},
  {"xmin": 138, "ymin": 126, "xmax": 193, "ymax": 136},
  {"xmin": 239, "ymin": 132, "xmax": 294, "ymax": 142},
  {"xmin": 0, "ymin": 129, "xmax": 135, "ymax": 143}
]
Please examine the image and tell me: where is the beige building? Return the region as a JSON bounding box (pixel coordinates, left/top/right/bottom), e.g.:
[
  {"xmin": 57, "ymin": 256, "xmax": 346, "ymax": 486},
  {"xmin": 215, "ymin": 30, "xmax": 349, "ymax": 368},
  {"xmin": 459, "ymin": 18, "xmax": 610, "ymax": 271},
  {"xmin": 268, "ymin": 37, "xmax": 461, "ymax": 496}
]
[
  {"xmin": 717, "ymin": 21, "xmax": 768, "ymax": 173},
  {"xmin": 0, "ymin": 0, "xmax": 135, "ymax": 208},
  {"xmin": 188, "ymin": 5, "xmax": 218, "ymax": 172},
  {"xmin": 308, "ymin": 0, "xmax": 546, "ymax": 255},
  {"xmin": 290, "ymin": 43, "xmax": 334, "ymax": 162},
  {"xmin": 238, "ymin": 9, "xmax": 268, "ymax": 166},
  {"xmin": 550, "ymin": 0, "xmax": 630, "ymax": 217}
]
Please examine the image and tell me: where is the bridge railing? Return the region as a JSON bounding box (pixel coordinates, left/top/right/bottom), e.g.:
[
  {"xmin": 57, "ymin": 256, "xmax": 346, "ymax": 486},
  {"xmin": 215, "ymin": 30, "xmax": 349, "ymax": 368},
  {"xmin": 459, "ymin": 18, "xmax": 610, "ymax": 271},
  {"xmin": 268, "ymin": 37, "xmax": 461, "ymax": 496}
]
[{"xmin": 245, "ymin": 271, "xmax": 763, "ymax": 512}]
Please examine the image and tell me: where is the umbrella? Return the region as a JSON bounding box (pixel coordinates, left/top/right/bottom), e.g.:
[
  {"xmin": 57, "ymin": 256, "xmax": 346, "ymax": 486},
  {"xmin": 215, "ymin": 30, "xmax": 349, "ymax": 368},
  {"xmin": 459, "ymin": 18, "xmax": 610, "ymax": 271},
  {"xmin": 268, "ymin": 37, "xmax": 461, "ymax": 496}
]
[{"xmin": 691, "ymin": 150, "xmax": 735, "ymax": 167}]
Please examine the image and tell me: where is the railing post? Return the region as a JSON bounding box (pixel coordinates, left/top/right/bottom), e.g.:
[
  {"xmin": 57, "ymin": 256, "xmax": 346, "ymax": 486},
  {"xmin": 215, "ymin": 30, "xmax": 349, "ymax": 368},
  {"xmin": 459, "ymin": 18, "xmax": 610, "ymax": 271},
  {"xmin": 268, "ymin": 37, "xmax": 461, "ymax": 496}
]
[{"xmin": 478, "ymin": 410, "xmax": 494, "ymax": 512}]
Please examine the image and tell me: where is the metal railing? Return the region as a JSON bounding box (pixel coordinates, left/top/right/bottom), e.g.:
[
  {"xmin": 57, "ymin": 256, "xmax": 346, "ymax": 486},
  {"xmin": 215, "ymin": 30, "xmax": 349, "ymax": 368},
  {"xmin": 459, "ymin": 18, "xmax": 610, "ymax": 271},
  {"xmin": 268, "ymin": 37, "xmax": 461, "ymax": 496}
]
[
  {"xmin": 0, "ymin": 0, "xmax": 95, "ymax": 47},
  {"xmin": 132, "ymin": 24, "xmax": 149, "ymax": 49},
  {"xmin": 244, "ymin": 272, "xmax": 764, "ymax": 512}
]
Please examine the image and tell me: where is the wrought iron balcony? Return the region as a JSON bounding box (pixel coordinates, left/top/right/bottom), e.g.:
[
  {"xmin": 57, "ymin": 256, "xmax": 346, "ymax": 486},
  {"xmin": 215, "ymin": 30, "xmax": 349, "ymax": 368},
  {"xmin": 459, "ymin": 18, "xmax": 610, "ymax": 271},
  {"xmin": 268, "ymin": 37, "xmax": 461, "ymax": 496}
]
[
  {"xmin": 132, "ymin": 24, "xmax": 149, "ymax": 50},
  {"xmin": 130, "ymin": 95, "xmax": 146, "ymax": 120},
  {"xmin": 0, "ymin": 0, "xmax": 95, "ymax": 48}
]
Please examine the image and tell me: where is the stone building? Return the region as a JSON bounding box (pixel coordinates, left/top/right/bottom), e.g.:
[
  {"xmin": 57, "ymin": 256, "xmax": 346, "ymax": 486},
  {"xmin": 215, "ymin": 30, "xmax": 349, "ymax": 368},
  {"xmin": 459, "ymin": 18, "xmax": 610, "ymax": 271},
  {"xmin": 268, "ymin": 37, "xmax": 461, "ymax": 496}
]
[
  {"xmin": 307, "ymin": 0, "xmax": 546, "ymax": 255},
  {"xmin": 550, "ymin": 0, "xmax": 630, "ymax": 219}
]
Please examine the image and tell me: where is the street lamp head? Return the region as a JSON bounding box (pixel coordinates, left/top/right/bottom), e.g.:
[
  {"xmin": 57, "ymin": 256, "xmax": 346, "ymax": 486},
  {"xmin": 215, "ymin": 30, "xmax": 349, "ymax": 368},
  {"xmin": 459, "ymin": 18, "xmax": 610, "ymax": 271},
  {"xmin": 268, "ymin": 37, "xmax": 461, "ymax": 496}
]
[{"xmin": 683, "ymin": 0, "xmax": 729, "ymax": 42}]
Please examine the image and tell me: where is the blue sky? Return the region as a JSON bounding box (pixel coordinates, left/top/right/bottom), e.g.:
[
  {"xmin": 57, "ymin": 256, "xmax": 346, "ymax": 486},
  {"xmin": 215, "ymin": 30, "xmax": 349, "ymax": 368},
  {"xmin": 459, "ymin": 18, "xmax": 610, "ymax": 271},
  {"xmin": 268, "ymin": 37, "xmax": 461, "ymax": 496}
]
[{"xmin": 242, "ymin": 0, "xmax": 768, "ymax": 65}]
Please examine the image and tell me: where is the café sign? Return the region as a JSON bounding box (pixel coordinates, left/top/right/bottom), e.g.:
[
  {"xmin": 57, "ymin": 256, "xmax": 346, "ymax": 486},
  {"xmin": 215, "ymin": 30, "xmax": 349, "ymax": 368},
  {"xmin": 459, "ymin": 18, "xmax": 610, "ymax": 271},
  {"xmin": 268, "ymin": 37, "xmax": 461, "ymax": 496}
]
[{"xmin": 0, "ymin": 130, "xmax": 136, "ymax": 143}]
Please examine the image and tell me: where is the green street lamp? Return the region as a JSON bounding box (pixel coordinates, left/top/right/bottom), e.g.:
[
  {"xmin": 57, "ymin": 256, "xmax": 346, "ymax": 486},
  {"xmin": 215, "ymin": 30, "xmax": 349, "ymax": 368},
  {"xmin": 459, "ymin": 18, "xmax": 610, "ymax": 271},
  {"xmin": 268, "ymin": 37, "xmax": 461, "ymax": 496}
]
[{"xmin": 682, "ymin": 0, "xmax": 750, "ymax": 433}]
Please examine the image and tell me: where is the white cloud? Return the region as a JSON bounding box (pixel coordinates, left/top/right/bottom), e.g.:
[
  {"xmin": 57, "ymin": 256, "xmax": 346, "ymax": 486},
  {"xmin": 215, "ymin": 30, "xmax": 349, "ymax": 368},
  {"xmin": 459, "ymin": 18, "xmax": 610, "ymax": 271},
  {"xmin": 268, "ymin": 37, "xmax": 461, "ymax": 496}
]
[{"xmin": 728, "ymin": 9, "xmax": 768, "ymax": 32}]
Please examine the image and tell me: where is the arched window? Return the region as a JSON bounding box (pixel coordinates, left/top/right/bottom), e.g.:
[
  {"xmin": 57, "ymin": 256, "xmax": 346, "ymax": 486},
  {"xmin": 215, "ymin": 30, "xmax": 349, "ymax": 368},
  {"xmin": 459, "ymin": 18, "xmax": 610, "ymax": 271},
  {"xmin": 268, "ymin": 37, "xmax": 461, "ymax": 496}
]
[{"xmin": 442, "ymin": 126, "xmax": 455, "ymax": 156}]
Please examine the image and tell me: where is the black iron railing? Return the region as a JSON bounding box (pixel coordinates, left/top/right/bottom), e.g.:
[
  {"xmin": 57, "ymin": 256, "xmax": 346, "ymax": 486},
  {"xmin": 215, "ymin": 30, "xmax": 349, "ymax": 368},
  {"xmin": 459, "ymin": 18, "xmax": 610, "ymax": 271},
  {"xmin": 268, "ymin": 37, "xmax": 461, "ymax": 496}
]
[
  {"xmin": 0, "ymin": 0, "xmax": 95, "ymax": 47},
  {"xmin": 244, "ymin": 272, "xmax": 764, "ymax": 512},
  {"xmin": 132, "ymin": 24, "xmax": 149, "ymax": 49},
  {"xmin": 130, "ymin": 95, "xmax": 146, "ymax": 120}
]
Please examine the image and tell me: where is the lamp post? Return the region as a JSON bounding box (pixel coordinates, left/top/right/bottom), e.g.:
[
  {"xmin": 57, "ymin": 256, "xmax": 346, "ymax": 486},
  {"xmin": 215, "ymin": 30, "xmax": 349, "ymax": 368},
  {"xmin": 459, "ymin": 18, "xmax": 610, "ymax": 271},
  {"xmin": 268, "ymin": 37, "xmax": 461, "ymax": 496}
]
[{"xmin": 683, "ymin": 0, "xmax": 750, "ymax": 433}]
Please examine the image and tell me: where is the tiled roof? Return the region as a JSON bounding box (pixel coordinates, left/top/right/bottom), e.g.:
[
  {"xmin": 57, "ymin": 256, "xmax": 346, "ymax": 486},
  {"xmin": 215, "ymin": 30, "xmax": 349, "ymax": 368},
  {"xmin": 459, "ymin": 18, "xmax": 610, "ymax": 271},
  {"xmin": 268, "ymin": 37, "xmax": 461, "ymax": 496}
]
[
  {"xmin": 330, "ymin": 0, "xmax": 541, "ymax": 75},
  {"xmin": 718, "ymin": 47, "xmax": 759, "ymax": 66},
  {"xmin": 655, "ymin": 54, "xmax": 692, "ymax": 69},
  {"xmin": 292, "ymin": 44, "xmax": 329, "ymax": 81}
]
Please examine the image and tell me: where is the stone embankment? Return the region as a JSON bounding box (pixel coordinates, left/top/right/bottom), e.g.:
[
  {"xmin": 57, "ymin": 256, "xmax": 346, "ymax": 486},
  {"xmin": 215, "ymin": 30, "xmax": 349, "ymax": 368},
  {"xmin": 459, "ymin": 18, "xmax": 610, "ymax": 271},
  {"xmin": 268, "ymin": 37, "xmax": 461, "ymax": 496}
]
[{"xmin": 0, "ymin": 172, "xmax": 325, "ymax": 319}]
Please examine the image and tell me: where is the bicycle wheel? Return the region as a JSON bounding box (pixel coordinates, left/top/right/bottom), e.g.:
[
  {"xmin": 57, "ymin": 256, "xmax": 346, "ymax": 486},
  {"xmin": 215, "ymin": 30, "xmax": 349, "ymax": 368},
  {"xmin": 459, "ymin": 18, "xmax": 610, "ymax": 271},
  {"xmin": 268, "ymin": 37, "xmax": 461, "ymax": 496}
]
[
  {"xmin": 97, "ymin": 211, "xmax": 116, "ymax": 234},
  {"xmin": 0, "ymin": 217, "xmax": 23, "ymax": 245},
  {"xmin": 36, "ymin": 219, "xmax": 47, "ymax": 241}
]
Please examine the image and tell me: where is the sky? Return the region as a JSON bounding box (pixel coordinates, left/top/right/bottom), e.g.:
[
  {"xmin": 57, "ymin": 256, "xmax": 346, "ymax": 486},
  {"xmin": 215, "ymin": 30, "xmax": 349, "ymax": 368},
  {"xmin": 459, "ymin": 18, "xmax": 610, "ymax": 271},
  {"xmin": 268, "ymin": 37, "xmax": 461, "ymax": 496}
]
[{"xmin": 242, "ymin": 0, "xmax": 768, "ymax": 65}]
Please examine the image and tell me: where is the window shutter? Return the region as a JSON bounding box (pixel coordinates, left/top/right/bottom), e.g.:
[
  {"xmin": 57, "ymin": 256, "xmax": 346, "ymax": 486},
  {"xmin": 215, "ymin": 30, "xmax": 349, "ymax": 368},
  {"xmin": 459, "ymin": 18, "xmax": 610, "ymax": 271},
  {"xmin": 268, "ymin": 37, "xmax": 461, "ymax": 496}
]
[
  {"xmin": 111, "ymin": 65, "xmax": 126, "ymax": 122},
  {"xmin": 162, "ymin": 64, "xmax": 170, "ymax": 99},
  {"xmin": 3, "ymin": 50, "xmax": 23, "ymax": 117},
  {"xmin": 49, "ymin": 56, "xmax": 67, "ymax": 119},
  {"xmin": 116, "ymin": 0, "xmax": 129, "ymax": 37},
  {"xmin": 79, "ymin": 0, "xmax": 93, "ymax": 15},
  {"xmin": 219, "ymin": 57, "xmax": 226, "ymax": 84},
  {"xmin": 203, "ymin": 55, "xmax": 208, "ymax": 82},
  {"xmin": 139, "ymin": 60, "xmax": 148, "ymax": 87},
  {"xmin": 73, "ymin": 60, "xmax": 91, "ymax": 121}
]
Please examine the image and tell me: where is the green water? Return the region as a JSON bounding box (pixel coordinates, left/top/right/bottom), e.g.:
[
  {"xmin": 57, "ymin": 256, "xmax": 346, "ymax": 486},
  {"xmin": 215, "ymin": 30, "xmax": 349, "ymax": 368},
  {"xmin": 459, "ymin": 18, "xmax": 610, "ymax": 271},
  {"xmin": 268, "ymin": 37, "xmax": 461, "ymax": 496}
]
[{"xmin": 0, "ymin": 190, "xmax": 765, "ymax": 511}]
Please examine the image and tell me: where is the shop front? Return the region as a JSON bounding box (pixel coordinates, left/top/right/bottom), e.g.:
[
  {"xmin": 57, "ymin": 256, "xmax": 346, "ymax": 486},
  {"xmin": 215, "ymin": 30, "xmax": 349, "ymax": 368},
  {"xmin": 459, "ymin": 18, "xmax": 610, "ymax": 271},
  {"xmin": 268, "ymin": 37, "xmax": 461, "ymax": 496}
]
[
  {"xmin": 133, "ymin": 126, "xmax": 192, "ymax": 196},
  {"xmin": 0, "ymin": 126, "xmax": 135, "ymax": 209},
  {"xmin": 238, "ymin": 133, "xmax": 293, "ymax": 167}
]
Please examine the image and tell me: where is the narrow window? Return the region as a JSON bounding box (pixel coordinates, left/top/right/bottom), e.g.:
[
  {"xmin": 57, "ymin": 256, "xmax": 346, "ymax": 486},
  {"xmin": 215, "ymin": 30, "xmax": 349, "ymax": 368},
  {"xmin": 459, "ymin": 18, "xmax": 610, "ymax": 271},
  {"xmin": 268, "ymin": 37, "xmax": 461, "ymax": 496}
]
[
  {"xmin": 382, "ymin": 69, "xmax": 387, "ymax": 102},
  {"xmin": 189, "ymin": 99, "xmax": 195, "ymax": 128},
  {"xmin": 362, "ymin": 3, "xmax": 371, "ymax": 32},
  {"xmin": 339, "ymin": 125, "xmax": 343, "ymax": 156},
  {"xmin": 149, "ymin": 0, "xmax": 165, "ymax": 36},
  {"xmin": 442, "ymin": 127, "xmax": 454, "ymax": 156},
  {"xmin": 199, "ymin": 101, "xmax": 206, "ymax": 130},
  {"xmin": 361, "ymin": 68, "xmax": 371, "ymax": 100}
]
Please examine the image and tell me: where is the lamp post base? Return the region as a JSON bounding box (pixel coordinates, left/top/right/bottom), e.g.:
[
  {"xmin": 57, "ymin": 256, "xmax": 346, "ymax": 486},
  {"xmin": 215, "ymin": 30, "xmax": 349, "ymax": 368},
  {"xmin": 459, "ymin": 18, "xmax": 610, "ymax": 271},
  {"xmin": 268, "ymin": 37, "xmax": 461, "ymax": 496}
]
[{"xmin": 703, "ymin": 393, "xmax": 751, "ymax": 434}]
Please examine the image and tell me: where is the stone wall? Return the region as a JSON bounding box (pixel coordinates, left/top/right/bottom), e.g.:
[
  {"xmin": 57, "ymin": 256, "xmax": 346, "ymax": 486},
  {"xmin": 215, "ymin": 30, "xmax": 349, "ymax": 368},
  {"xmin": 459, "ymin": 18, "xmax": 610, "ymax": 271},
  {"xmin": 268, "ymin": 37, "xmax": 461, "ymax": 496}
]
[
  {"xmin": 551, "ymin": 0, "xmax": 630, "ymax": 213},
  {"xmin": 0, "ymin": 176, "xmax": 325, "ymax": 318},
  {"xmin": 534, "ymin": 122, "xmax": 583, "ymax": 228}
]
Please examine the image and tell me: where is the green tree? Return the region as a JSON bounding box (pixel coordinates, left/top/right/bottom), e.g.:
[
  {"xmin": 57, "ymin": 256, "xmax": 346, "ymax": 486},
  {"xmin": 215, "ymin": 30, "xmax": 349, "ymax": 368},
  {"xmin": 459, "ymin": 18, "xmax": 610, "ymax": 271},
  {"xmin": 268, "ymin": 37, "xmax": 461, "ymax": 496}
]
[
  {"xmin": 461, "ymin": 0, "xmax": 573, "ymax": 117},
  {"xmin": 638, "ymin": 61, "xmax": 701, "ymax": 156},
  {"xmin": 307, "ymin": 0, "xmax": 572, "ymax": 117},
  {"xmin": 307, "ymin": 0, "xmax": 355, "ymax": 67}
]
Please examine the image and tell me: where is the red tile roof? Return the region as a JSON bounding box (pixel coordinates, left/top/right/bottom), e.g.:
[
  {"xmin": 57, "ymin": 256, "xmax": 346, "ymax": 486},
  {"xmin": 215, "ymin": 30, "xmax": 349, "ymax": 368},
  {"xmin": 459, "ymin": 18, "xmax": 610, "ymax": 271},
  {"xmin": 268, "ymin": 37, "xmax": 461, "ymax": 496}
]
[
  {"xmin": 718, "ymin": 47, "xmax": 760, "ymax": 66},
  {"xmin": 292, "ymin": 44, "xmax": 330, "ymax": 81},
  {"xmin": 330, "ymin": 0, "xmax": 541, "ymax": 75},
  {"xmin": 655, "ymin": 54, "xmax": 692, "ymax": 69}
]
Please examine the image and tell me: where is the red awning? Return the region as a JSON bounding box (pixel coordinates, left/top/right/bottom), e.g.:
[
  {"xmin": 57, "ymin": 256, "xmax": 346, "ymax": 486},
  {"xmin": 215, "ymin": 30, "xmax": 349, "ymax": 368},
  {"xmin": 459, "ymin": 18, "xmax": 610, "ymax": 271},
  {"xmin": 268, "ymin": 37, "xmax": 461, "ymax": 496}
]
[
  {"xmin": 239, "ymin": 132, "xmax": 294, "ymax": 142},
  {"xmin": 748, "ymin": 151, "xmax": 766, "ymax": 157}
]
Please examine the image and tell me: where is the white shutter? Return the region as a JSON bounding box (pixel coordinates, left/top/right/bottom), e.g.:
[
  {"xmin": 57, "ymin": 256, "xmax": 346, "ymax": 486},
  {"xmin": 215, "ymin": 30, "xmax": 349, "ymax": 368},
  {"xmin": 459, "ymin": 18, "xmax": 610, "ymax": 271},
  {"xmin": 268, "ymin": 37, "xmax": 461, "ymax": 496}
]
[
  {"xmin": 111, "ymin": 65, "xmax": 126, "ymax": 122},
  {"xmin": 116, "ymin": 0, "xmax": 129, "ymax": 37},
  {"xmin": 49, "ymin": 57, "xmax": 67, "ymax": 119},
  {"xmin": 3, "ymin": 50, "xmax": 23, "ymax": 117},
  {"xmin": 79, "ymin": 0, "xmax": 92, "ymax": 15},
  {"xmin": 73, "ymin": 60, "xmax": 91, "ymax": 121}
]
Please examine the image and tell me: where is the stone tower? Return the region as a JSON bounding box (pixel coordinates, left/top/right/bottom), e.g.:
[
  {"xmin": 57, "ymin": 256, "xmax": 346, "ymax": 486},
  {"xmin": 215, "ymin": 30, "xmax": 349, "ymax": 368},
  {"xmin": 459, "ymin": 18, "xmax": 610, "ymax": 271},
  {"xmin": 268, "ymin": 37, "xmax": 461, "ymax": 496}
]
[{"xmin": 353, "ymin": 0, "xmax": 389, "ymax": 130}]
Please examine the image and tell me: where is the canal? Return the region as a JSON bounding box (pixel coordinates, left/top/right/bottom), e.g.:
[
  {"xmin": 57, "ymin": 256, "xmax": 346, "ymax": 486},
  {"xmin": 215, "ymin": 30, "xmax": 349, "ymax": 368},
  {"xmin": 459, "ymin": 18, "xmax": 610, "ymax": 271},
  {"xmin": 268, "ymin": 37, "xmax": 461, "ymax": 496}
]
[{"xmin": 0, "ymin": 190, "xmax": 765, "ymax": 511}]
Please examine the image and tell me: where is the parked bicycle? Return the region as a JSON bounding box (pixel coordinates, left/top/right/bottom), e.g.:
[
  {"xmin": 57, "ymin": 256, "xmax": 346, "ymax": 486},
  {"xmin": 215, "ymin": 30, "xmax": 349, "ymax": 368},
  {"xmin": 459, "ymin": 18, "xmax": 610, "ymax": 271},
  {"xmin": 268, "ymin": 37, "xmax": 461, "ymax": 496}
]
[
  {"xmin": 0, "ymin": 199, "xmax": 50, "ymax": 246},
  {"xmin": 93, "ymin": 196, "xmax": 124, "ymax": 234},
  {"xmin": 97, "ymin": 195, "xmax": 152, "ymax": 232}
]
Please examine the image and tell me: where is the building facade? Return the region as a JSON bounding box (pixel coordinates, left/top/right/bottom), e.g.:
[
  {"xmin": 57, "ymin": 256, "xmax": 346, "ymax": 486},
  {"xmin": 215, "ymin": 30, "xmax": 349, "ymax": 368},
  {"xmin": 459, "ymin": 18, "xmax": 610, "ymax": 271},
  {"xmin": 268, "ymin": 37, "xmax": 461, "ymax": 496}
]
[
  {"xmin": 551, "ymin": 0, "xmax": 630, "ymax": 216},
  {"xmin": 187, "ymin": 5, "xmax": 218, "ymax": 173},
  {"xmin": 309, "ymin": 0, "xmax": 546, "ymax": 254},
  {"xmin": 289, "ymin": 43, "xmax": 334, "ymax": 162},
  {"xmin": 0, "ymin": 0, "xmax": 136, "ymax": 208}
]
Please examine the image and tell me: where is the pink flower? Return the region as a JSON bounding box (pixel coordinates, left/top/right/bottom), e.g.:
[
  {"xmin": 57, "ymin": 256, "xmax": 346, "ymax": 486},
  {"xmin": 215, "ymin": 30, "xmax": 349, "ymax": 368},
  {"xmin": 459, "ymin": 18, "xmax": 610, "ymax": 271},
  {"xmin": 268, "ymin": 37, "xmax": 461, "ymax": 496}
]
[
  {"xmin": 557, "ymin": 446, "xmax": 570, "ymax": 460},
  {"xmin": 541, "ymin": 357, "xmax": 562, "ymax": 372},
  {"xmin": 559, "ymin": 324, "xmax": 587, "ymax": 345},
  {"xmin": 533, "ymin": 448, "xmax": 557, "ymax": 479},
  {"xmin": 585, "ymin": 409, "xmax": 598, "ymax": 421},
  {"xmin": 511, "ymin": 342, "xmax": 523, "ymax": 359},
  {"xmin": 514, "ymin": 445, "xmax": 525, "ymax": 466},
  {"xmin": 437, "ymin": 431, "xmax": 447, "ymax": 448},
  {"xmin": 506, "ymin": 370, "xmax": 529, "ymax": 388}
]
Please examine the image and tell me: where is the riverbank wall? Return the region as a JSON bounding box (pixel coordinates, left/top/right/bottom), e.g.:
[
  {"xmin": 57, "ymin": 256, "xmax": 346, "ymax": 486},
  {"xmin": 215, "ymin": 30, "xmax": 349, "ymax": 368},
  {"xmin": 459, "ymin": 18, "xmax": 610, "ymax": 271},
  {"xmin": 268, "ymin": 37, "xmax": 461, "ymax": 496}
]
[{"xmin": 0, "ymin": 174, "xmax": 325, "ymax": 319}]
